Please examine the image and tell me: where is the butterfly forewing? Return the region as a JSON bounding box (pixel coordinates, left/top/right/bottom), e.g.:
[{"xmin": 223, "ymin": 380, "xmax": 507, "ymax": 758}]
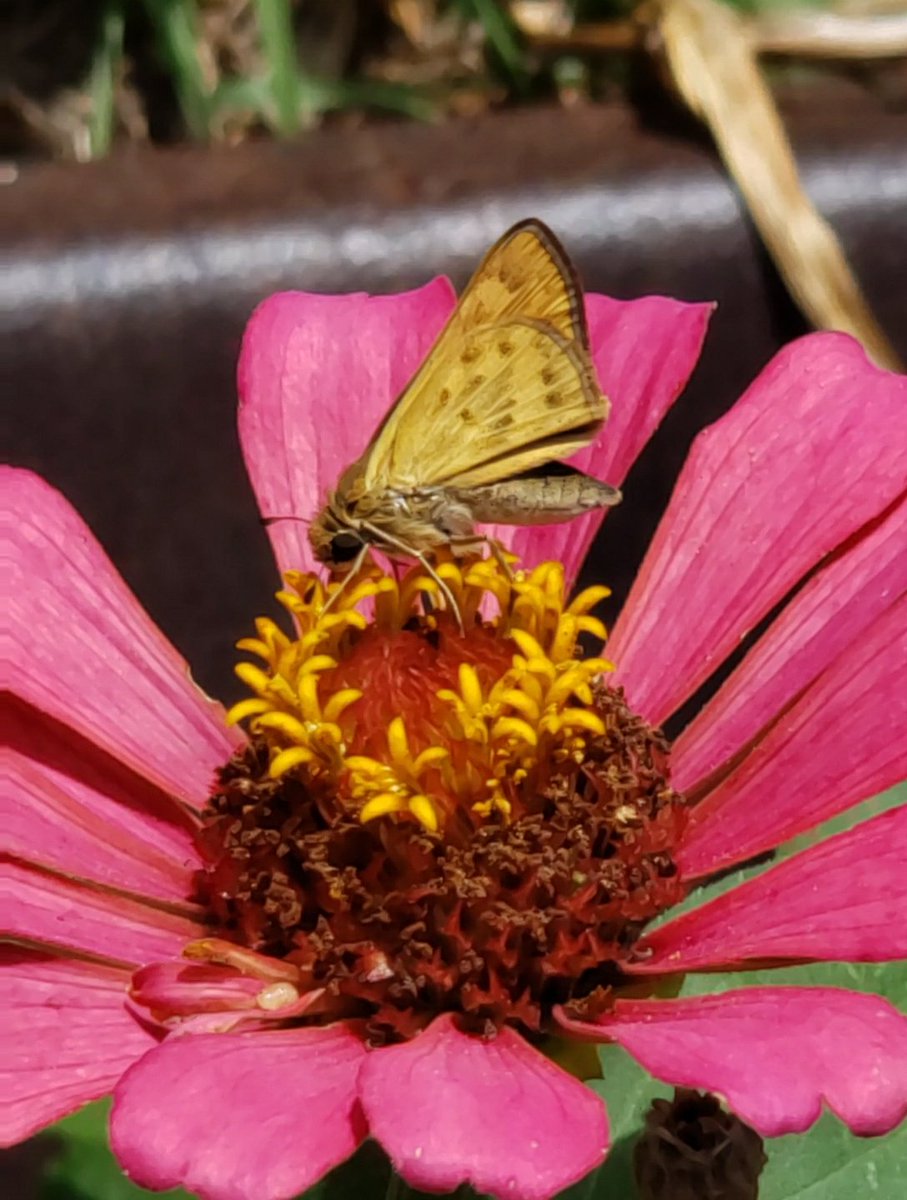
[
  {"xmin": 359, "ymin": 220, "xmax": 608, "ymax": 493},
  {"xmin": 451, "ymin": 222, "xmax": 588, "ymax": 344},
  {"xmin": 403, "ymin": 320, "xmax": 602, "ymax": 489}
]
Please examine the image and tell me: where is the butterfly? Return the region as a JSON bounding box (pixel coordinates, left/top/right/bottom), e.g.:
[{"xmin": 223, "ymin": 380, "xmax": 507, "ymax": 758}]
[{"xmin": 307, "ymin": 218, "xmax": 620, "ymax": 626}]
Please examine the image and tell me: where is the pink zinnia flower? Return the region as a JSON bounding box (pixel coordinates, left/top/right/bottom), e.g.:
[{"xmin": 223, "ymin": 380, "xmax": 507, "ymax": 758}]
[{"xmin": 2, "ymin": 271, "xmax": 906, "ymax": 1200}]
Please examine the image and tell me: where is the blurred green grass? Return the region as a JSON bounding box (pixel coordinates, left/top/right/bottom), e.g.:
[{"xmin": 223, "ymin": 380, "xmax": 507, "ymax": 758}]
[{"xmin": 7, "ymin": 0, "xmax": 838, "ymax": 160}]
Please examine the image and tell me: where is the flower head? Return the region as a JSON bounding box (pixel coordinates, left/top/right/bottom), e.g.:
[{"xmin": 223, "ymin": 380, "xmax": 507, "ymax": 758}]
[
  {"xmin": 3, "ymin": 271, "xmax": 906, "ymax": 1200},
  {"xmin": 200, "ymin": 553, "xmax": 686, "ymax": 1043}
]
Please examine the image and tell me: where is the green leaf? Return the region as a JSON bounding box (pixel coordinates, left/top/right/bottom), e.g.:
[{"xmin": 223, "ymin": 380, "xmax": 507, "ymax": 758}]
[
  {"xmin": 676, "ymin": 958, "xmax": 906, "ymax": 1007},
  {"xmin": 305, "ymin": 78, "xmax": 439, "ymax": 123},
  {"xmin": 581, "ymin": 1045, "xmax": 672, "ymax": 1199},
  {"xmin": 38, "ymin": 1099, "xmax": 192, "ymax": 1200},
  {"xmin": 299, "ymin": 1139, "xmax": 391, "ymax": 1198},
  {"xmin": 760, "ymin": 1114, "xmax": 907, "ymax": 1200}
]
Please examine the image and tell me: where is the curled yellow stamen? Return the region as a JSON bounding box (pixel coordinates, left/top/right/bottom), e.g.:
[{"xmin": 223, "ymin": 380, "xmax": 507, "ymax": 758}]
[{"xmin": 229, "ymin": 552, "xmax": 614, "ymax": 834}]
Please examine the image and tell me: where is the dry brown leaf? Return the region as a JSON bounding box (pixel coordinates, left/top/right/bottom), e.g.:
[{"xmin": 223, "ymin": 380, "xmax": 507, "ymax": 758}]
[{"xmin": 647, "ymin": 0, "xmax": 902, "ymax": 371}]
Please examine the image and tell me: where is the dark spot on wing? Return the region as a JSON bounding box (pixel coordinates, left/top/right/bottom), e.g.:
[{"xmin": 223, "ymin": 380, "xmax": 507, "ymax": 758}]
[
  {"xmin": 498, "ymin": 340, "xmax": 514, "ymax": 356},
  {"xmin": 545, "ymin": 392, "xmax": 563, "ymax": 408},
  {"xmin": 438, "ymin": 388, "xmax": 451, "ymax": 406},
  {"xmin": 493, "ymin": 414, "xmax": 515, "ymax": 430}
]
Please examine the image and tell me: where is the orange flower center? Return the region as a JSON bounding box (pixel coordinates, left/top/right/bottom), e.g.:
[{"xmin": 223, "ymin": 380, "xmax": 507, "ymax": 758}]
[{"xmin": 192, "ymin": 555, "xmax": 689, "ymax": 1040}]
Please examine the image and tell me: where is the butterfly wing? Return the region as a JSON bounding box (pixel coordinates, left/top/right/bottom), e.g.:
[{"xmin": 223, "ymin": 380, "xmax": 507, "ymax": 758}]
[{"xmin": 356, "ymin": 220, "xmax": 608, "ymax": 494}]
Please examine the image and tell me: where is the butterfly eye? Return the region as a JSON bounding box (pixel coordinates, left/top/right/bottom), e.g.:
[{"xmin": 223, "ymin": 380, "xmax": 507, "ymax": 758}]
[{"xmin": 330, "ymin": 532, "xmax": 363, "ymax": 563}]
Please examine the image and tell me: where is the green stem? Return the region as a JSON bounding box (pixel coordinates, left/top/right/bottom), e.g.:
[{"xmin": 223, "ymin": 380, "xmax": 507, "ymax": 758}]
[
  {"xmin": 143, "ymin": 0, "xmax": 213, "ymax": 139},
  {"xmin": 254, "ymin": 0, "xmax": 305, "ymax": 135},
  {"xmin": 308, "ymin": 77, "xmax": 438, "ymax": 123},
  {"xmin": 462, "ymin": 0, "xmax": 530, "ymax": 91},
  {"xmin": 87, "ymin": 0, "xmax": 126, "ymax": 158}
]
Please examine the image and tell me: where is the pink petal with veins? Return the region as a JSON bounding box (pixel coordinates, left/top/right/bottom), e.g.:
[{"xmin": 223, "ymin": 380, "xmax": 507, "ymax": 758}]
[
  {"xmin": 631, "ymin": 806, "xmax": 907, "ymax": 973},
  {"xmin": 678, "ymin": 596, "xmax": 907, "ymax": 877},
  {"xmin": 674, "ymin": 492, "xmax": 907, "ymax": 792},
  {"xmin": 238, "ymin": 280, "xmax": 456, "ymax": 579},
  {"xmin": 583, "ymin": 296, "xmax": 713, "ymax": 487},
  {"xmin": 360, "ymin": 1013, "xmax": 608, "ymax": 1200},
  {"xmin": 607, "ymin": 335, "xmax": 907, "ymax": 725},
  {"xmin": 1, "ymin": 859, "xmax": 204, "ymax": 966},
  {"xmin": 1, "ymin": 469, "xmax": 239, "ymax": 807},
  {"xmin": 559, "ymin": 988, "xmax": 907, "ymax": 1136},
  {"xmin": 111, "ymin": 1026, "xmax": 367, "ymax": 1200},
  {"xmin": 3, "ymin": 701, "xmax": 200, "ymax": 902},
  {"xmin": 0, "ymin": 948, "xmax": 155, "ymax": 1145}
]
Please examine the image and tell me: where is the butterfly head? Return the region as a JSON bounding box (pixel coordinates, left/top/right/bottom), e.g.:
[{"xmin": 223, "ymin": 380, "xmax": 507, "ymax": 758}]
[{"xmin": 309, "ymin": 500, "xmax": 367, "ymax": 574}]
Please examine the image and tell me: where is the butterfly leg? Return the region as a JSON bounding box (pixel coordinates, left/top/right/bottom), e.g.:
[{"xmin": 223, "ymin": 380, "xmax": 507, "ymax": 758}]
[
  {"xmin": 318, "ymin": 543, "xmax": 371, "ymax": 620},
  {"xmin": 449, "ymin": 534, "xmax": 515, "ymax": 581},
  {"xmin": 360, "ymin": 523, "xmax": 465, "ymax": 633}
]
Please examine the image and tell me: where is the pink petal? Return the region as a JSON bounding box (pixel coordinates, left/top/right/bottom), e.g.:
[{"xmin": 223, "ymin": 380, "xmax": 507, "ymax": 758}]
[
  {"xmin": 0, "ymin": 947, "xmax": 155, "ymax": 1145},
  {"xmin": 110, "ymin": 1026, "xmax": 368, "ymax": 1200},
  {"xmin": 3, "ymin": 701, "xmax": 200, "ymax": 902},
  {"xmin": 1, "ymin": 469, "xmax": 240, "ymax": 806},
  {"xmin": 130, "ymin": 962, "xmax": 263, "ymax": 1017},
  {"xmin": 496, "ymin": 295, "xmax": 712, "ymax": 581},
  {"xmin": 360, "ymin": 1013, "xmax": 608, "ymax": 1200},
  {"xmin": 674, "ymin": 492, "xmax": 907, "ymax": 792},
  {"xmin": 237, "ymin": 280, "xmax": 456, "ymax": 579},
  {"xmin": 559, "ymin": 988, "xmax": 907, "ymax": 1137},
  {"xmin": 678, "ymin": 596, "xmax": 907, "ymax": 878},
  {"xmin": 630, "ymin": 806, "xmax": 907, "ymax": 973},
  {"xmin": 1, "ymin": 859, "xmax": 205, "ymax": 965},
  {"xmin": 583, "ymin": 297, "xmax": 714, "ymax": 487},
  {"xmin": 606, "ymin": 335, "xmax": 907, "ymax": 725}
]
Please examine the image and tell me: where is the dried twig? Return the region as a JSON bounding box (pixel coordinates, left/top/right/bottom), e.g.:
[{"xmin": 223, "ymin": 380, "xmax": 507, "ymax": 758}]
[
  {"xmin": 646, "ymin": 0, "xmax": 902, "ymax": 371},
  {"xmin": 513, "ymin": 4, "xmax": 907, "ymax": 61},
  {"xmin": 754, "ymin": 10, "xmax": 907, "ymax": 58},
  {"xmin": 514, "ymin": 0, "xmax": 903, "ymax": 368}
]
